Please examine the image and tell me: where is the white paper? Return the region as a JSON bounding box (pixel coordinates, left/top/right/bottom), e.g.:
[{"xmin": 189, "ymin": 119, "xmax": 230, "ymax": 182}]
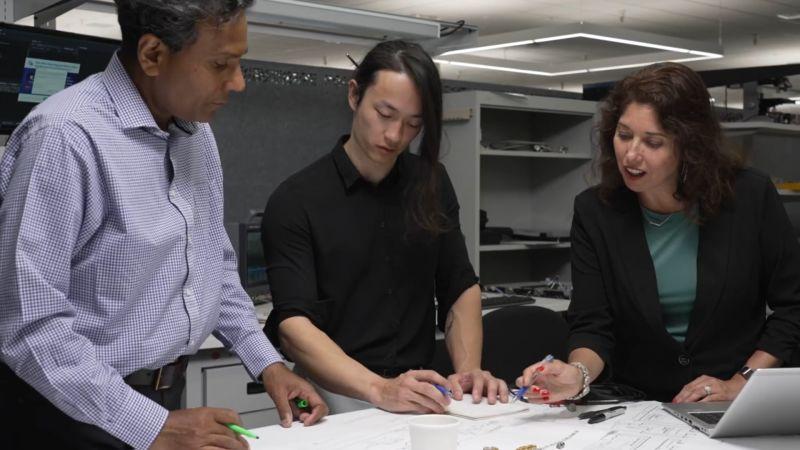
[
  {"xmin": 446, "ymin": 393, "xmax": 529, "ymax": 419},
  {"xmin": 247, "ymin": 401, "xmax": 800, "ymax": 450}
]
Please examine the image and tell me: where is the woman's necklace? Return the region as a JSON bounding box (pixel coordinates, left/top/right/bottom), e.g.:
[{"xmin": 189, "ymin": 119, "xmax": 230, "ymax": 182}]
[
  {"xmin": 646, "ymin": 213, "xmax": 673, "ymax": 227},
  {"xmin": 643, "ymin": 208, "xmax": 674, "ymax": 228}
]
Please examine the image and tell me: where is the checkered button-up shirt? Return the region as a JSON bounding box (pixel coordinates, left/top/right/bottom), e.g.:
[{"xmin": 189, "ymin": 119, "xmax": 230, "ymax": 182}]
[{"xmin": 0, "ymin": 53, "xmax": 282, "ymax": 449}]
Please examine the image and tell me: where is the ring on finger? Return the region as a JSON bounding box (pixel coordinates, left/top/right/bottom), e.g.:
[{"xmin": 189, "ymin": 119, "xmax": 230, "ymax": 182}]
[{"xmin": 703, "ymin": 385, "xmax": 712, "ymax": 397}]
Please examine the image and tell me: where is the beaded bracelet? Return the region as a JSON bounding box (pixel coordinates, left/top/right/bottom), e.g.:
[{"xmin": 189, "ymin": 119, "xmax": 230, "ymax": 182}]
[{"xmin": 566, "ymin": 361, "xmax": 591, "ymax": 400}]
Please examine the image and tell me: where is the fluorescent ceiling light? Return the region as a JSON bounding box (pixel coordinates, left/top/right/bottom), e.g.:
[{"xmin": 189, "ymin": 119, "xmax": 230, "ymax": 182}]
[
  {"xmin": 435, "ymin": 59, "xmax": 588, "ymax": 77},
  {"xmin": 435, "ymin": 59, "xmax": 552, "ymax": 76},
  {"xmin": 436, "ymin": 53, "xmax": 722, "ymax": 77},
  {"xmin": 248, "ymin": 23, "xmax": 379, "ymax": 46},
  {"xmin": 671, "ymin": 54, "xmax": 724, "ymax": 63},
  {"xmin": 248, "ymin": 0, "xmax": 441, "ymax": 41},
  {"xmin": 532, "ymin": 33, "xmax": 584, "ymax": 43},
  {"xmin": 441, "ymin": 40, "xmax": 534, "ymax": 56},
  {"xmin": 443, "ymin": 32, "xmax": 721, "ymax": 60},
  {"xmin": 587, "ymin": 62, "xmax": 655, "ymax": 73},
  {"xmin": 436, "ymin": 23, "xmax": 723, "ymax": 78},
  {"xmin": 688, "ymin": 50, "xmax": 723, "ymax": 57},
  {"xmin": 575, "ymin": 33, "xmax": 689, "ymax": 53},
  {"xmin": 777, "ymin": 13, "xmax": 800, "ymax": 20},
  {"xmin": 10, "ymin": 0, "xmax": 443, "ymax": 41}
]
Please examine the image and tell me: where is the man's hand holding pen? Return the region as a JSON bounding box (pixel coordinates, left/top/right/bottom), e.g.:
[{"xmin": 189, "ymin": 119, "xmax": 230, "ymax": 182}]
[
  {"xmin": 369, "ymin": 370, "xmax": 453, "ymax": 414},
  {"xmin": 515, "ymin": 356, "xmax": 584, "ymax": 404}
]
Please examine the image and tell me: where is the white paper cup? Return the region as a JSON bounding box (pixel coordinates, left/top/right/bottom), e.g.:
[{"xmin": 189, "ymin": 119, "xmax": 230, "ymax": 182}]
[{"xmin": 408, "ymin": 414, "xmax": 460, "ymax": 450}]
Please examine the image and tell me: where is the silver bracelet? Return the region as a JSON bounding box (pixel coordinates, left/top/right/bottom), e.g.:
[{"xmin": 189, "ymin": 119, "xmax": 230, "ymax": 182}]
[{"xmin": 567, "ymin": 361, "xmax": 590, "ymax": 401}]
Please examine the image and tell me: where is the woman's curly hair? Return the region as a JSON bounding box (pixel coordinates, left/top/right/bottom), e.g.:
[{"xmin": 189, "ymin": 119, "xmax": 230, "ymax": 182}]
[{"xmin": 595, "ymin": 62, "xmax": 742, "ymax": 222}]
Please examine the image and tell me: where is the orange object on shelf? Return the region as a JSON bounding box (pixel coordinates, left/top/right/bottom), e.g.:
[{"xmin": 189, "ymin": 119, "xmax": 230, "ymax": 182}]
[{"xmin": 775, "ymin": 182, "xmax": 800, "ymax": 192}]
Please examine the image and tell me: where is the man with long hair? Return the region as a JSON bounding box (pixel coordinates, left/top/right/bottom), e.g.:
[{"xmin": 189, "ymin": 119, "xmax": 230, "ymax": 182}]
[{"xmin": 263, "ymin": 40, "xmax": 508, "ymax": 414}]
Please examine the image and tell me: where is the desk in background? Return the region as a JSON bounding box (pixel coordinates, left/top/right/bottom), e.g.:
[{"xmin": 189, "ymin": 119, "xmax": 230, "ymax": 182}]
[
  {"xmin": 183, "ymin": 303, "xmax": 278, "ymax": 428},
  {"xmin": 246, "ymin": 401, "xmax": 800, "ymax": 450}
]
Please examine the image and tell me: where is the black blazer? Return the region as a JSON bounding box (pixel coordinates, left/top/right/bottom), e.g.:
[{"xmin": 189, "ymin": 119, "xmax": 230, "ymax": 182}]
[{"xmin": 567, "ymin": 169, "xmax": 800, "ymax": 401}]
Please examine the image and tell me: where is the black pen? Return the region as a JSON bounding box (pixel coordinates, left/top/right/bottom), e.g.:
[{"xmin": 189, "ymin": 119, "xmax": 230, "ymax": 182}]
[
  {"xmin": 587, "ymin": 406, "xmax": 626, "ymax": 424},
  {"xmin": 578, "ymin": 405, "xmax": 626, "ymax": 420}
]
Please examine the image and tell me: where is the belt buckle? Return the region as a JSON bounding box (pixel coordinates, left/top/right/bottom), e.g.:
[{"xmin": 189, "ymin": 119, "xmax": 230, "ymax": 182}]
[{"xmin": 152, "ymin": 364, "xmax": 177, "ymax": 391}]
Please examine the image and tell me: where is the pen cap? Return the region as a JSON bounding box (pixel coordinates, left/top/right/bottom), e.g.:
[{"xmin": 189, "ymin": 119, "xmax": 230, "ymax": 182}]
[
  {"xmin": 588, "ymin": 407, "xmax": 626, "ymax": 424},
  {"xmin": 408, "ymin": 415, "xmax": 459, "ymax": 450}
]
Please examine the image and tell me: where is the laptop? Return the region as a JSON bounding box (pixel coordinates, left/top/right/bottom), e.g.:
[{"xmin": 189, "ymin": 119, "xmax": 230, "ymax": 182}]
[{"xmin": 662, "ymin": 368, "xmax": 800, "ymax": 438}]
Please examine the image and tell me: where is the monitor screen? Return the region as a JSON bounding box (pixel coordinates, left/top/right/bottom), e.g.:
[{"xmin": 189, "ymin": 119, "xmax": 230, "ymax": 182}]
[
  {"xmin": 0, "ymin": 23, "xmax": 119, "ymax": 134},
  {"xmin": 225, "ymin": 221, "xmax": 270, "ymax": 292},
  {"xmin": 246, "ymin": 226, "xmax": 268, "ymax": 288}
]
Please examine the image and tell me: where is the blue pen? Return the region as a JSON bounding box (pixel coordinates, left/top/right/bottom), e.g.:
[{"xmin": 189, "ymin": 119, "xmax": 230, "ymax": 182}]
[
  {"xmin": 513, "ymin": 354, "xmax": 554, "ymax": 403},
  {"xmin": 433, "ymin": 383, "xmax": 453, "ymax": 398}
]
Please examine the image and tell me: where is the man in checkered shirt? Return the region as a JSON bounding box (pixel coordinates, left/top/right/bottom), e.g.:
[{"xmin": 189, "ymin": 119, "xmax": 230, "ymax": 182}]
[{"xmin": 0, "ymin": 1, "xmax": 327, "ymax": 448}]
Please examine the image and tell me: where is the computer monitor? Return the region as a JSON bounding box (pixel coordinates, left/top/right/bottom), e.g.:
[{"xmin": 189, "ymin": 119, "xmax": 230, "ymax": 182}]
[
  {"xmin": 225, "ymin": 221, "xmax": 269, "ymax": 291},
  {"xmin": 245, "ymin": 225, "xmax": 268, "ymax": 288},
  {"xmin": 0, "ymin": 23, "xmax": 119, "ymax": 134}
]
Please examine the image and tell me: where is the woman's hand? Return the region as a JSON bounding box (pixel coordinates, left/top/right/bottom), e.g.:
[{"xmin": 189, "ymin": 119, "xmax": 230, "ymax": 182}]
[
  {"xmin": 515, "ymin": 359, "xmax": 583, "ymax": 404},
  {"xmin": 672, "ymin": 374, "xmax": 746, "ymax": 403}
]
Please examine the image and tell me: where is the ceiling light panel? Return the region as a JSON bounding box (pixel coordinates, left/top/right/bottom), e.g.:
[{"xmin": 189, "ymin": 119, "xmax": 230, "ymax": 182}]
[{"xmin": 436, "ymin": 22, "xmax": 724, "ymax": 78}]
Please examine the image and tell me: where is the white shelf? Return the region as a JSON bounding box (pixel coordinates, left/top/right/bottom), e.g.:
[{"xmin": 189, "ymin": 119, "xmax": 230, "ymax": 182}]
[
  {"xmin": 442, "ymin": 90, "xmax": 596, "ymax": 280},
  {"xmin": 480, "ymin": 241, "xmax": 571, "ymax": 252},
  {"xmin": 722, "ymin": 122, "xmax": 800, "ymax": 136},
  {"xmin": 480, "ymin": 148, "xmax": 592, "ymax": 159},
  {"xmin": 778, "ymin": 190, "xmax": 800, "ymax": 202},
  {"xmin": 476, "ymin": 91, "xmax": 597, "ymax": 115}
]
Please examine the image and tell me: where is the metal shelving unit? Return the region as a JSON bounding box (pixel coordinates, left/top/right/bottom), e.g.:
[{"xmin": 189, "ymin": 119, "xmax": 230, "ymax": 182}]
[{"xmin": 441, "ymin": 91, "xmax": 596, "ymax": 284}]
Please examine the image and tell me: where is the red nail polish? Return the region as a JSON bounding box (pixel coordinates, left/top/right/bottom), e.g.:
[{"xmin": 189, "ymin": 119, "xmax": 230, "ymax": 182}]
[
  {"xmin": 532, "ymin": 386, "xmax": 541, "ymax": 392},
  {"xmin": 537, "ymin": 366, "xmax": 545, "ymax": 372}
]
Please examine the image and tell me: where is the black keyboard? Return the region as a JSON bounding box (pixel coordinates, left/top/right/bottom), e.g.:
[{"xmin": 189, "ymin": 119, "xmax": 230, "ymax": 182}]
[
  {"xmin": 690, "ymin": 411, "xmax": 725, "ymax": 425},
  {"xmin": 481, "ymin": 295, "xmax": 536, "ymax": 309}
]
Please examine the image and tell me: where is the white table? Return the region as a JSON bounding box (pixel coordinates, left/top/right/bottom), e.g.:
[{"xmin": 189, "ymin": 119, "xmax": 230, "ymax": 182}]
[
  {"xmin": 245, "ymin": 401, "xmax": 800, "ymax": 450},
  {"xmin": 188, "ymin": 299, "xmax": 568, "ymax": 427}
]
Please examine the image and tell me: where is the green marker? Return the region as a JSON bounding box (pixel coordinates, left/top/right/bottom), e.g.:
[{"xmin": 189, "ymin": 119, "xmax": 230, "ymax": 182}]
[
  {"xmin": 227, "ymin": 423, "xmax": 259, "ymax": 439},
  {"xmin": 294, "ymin": 397, "xmax": 309, "ymax": 408}
]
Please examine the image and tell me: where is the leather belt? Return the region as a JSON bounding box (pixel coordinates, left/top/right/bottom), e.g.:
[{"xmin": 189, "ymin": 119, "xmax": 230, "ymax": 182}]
[{"xmin": 124, "ymin": 356, "xmax": 189, "ymax": 391}]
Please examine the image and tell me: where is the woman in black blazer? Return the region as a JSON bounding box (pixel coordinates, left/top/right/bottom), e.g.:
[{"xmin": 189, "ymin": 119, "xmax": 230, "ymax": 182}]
[{"xmin": 516, "ymin": 63, "xmax": 800, "ymax": 403}]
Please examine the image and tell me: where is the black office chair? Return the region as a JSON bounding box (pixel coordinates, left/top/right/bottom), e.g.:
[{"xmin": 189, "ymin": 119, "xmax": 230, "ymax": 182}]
[
  {"xmin": 481, "ymin": 305, "xmax": 569, "ymax": 386},
  {"xmin": 429, "ymin": 305, "xmax": 569, "ymax": 387}
]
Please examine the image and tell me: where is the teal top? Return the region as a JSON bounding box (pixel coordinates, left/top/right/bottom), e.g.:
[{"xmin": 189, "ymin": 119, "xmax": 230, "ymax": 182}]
[{"xmin": 642, "ymin": 207, "xmax": 699, "ymax": 342}]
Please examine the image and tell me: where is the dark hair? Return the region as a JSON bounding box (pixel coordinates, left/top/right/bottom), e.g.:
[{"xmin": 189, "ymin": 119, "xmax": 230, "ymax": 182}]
[
  {"xmin": 352, "ymin": 40, "xmax": 447, "ymax": 235},
  {"xmin": 114, "ymin": 0, "xmax": 253, "ymax": 57},
  {"xmin": 595, "ymin": 62, "xmax": 741, "ymax": 222}
]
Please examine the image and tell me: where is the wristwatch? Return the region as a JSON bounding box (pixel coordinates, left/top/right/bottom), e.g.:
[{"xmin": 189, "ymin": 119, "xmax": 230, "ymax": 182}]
[{"xmin": 738, "ymin": 366, "xmax": 757, "ymax": 381}]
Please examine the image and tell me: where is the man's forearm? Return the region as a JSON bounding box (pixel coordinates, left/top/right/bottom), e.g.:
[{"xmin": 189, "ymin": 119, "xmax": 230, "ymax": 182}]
[
  {"xmin": 278, "ymin": 316, "xmax": 385, "ymax": 403},
  {"xmin": 445, "ymin": 284, "xmax": 482, "ymax": 373}
]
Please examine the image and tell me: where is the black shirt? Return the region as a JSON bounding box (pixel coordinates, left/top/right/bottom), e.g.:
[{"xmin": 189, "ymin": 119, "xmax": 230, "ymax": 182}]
[{"xmin": 262, "ymin": 136, "xmax": 478, "ymax": 374}]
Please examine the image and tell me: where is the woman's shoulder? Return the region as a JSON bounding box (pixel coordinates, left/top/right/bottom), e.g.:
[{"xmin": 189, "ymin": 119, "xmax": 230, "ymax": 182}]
[
  {"xmin": 574, "ymin": 186, "xmax": 602, "ymax": 210},
  {"xmin": 728, "ymin": 168, "xmax": 776, "ymax": 210},
  {"xmin": 575, "ymin": 185, "xmax": 637, "ymax": 215},
  {"xmin": 734, "ymin": 167, "xmax": 772, "ymax": 191}
]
